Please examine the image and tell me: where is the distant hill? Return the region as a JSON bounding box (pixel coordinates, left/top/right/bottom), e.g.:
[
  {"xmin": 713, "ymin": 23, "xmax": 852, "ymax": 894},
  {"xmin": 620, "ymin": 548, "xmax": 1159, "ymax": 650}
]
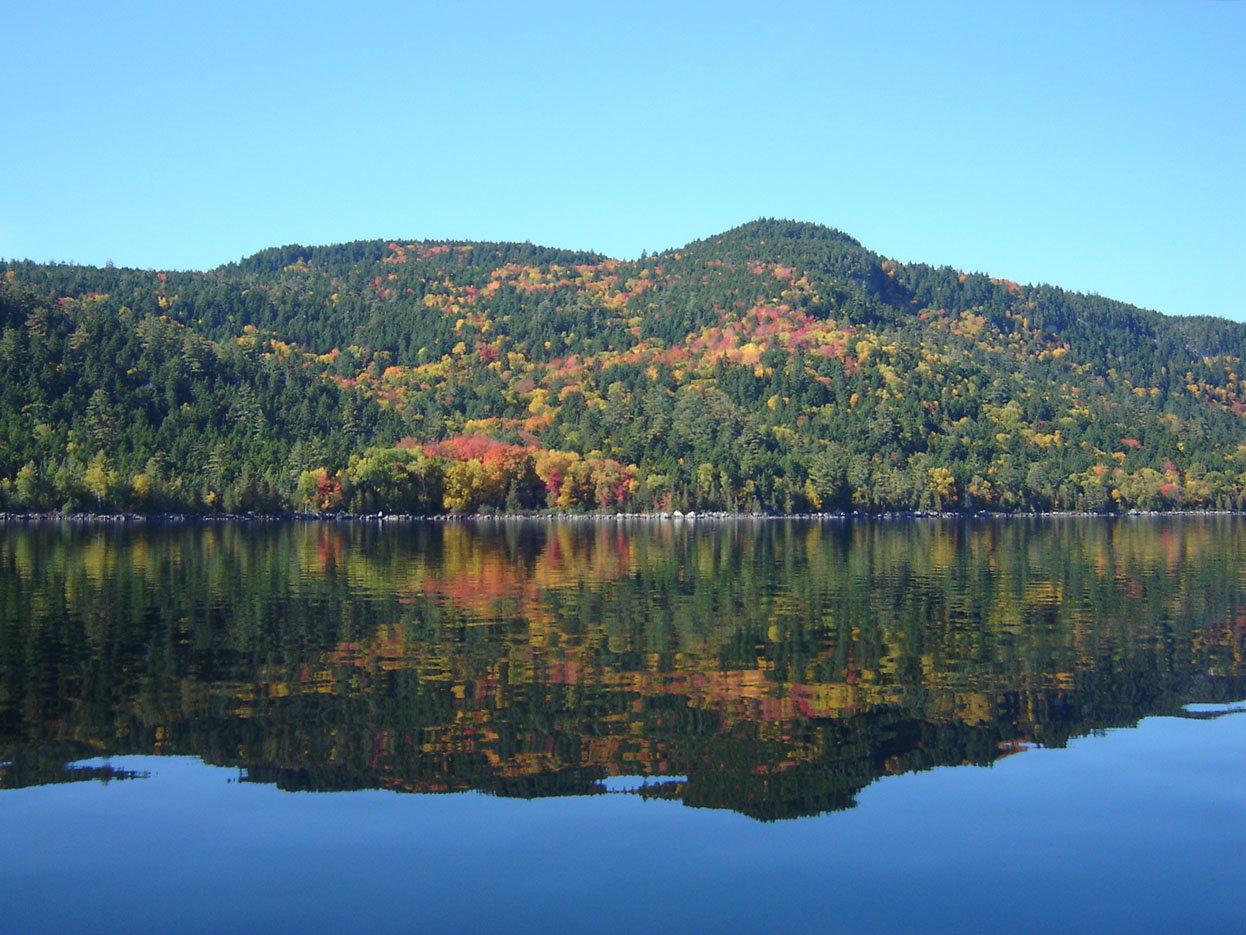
[{"xmin": 4, "ymin": 218, "xmax": 1246, "ymax": 514}]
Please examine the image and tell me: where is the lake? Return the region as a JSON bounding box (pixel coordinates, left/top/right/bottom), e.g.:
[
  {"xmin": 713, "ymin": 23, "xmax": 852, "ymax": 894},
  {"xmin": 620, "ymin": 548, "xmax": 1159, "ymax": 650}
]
[{"xmin": 2, "ymin": 517, "xmax": 1245, "ymax": 933}]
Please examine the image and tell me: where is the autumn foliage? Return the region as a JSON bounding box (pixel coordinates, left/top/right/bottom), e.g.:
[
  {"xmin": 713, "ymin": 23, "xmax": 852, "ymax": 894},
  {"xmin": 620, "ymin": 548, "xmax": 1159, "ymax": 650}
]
[{"xmin": 7, "ymin": 218, "xmax": 1246, "ymax": 515}]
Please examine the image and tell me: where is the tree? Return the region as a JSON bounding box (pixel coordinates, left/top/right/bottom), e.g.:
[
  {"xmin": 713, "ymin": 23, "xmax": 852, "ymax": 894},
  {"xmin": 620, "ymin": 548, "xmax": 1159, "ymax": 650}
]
[
  {"xmin": 84, "ymin": 451, "xmax": 115, "ymax": 509},
  {"xmin": 443, "ymin": 460, "xmax": 486, "ymax": 512},
  {"xmin": 14, "ymin": 461, "xmax": 44, "ymax": 510}
]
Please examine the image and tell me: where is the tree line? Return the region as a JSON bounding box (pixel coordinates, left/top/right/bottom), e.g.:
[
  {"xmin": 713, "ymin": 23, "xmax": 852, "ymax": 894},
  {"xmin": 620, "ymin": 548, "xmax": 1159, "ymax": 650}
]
[{"xmin": 4, "ymin": 218, "xmax": 1246, "ymax": 514}]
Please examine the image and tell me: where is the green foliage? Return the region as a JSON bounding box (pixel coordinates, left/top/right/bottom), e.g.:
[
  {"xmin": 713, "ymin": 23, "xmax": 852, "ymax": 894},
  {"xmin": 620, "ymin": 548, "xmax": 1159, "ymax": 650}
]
[
  {"xmin": 5, "ymin": 217, "xmax": 1246, "ymax": 514},
  {"xmin": 0, "ymin": 281, "xmax": 402, "ymax": 512}
]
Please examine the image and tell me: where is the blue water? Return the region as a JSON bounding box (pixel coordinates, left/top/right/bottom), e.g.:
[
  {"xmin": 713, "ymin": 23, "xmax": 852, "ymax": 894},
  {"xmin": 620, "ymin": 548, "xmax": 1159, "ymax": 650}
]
[
  {"xmin": 4, "ymin": 709, "xmax": 1243, "ymax": 934},
  {"xmin": 3, "ymin": 518, "xmax": 1245, "ymax": 932}
]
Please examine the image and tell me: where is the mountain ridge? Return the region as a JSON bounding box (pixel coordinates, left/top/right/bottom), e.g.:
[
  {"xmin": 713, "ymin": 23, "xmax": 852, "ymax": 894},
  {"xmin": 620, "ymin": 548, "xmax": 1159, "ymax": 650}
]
[{"xmin": 3, "ymin": 219, "xmax": 1245, "ymax": 515}]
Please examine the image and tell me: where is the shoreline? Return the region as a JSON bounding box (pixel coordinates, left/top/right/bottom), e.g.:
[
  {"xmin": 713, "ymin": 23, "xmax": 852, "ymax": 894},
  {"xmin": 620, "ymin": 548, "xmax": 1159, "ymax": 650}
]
[{"xmin": 2, "ymin": 508, "xmax": 1243, "ymax": 525}]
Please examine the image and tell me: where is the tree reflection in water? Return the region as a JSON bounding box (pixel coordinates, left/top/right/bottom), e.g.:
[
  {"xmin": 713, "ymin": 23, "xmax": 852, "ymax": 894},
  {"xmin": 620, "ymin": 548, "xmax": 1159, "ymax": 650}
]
[{"xmin": 2, "ymin": 517, "xmax": 1244, "ymax": 820}]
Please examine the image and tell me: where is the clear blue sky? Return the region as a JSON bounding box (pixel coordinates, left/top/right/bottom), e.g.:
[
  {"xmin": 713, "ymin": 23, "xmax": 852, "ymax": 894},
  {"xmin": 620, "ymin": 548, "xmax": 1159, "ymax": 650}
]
[{"xmin": 3, "ymin": 1, "xmax": 1243, "ymax": 320}]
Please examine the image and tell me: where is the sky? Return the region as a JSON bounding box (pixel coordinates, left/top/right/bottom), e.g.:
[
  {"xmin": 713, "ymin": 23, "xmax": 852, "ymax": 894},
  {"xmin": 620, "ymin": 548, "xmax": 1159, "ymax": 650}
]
[{"xmin": 3, "ymin": 0, "xmax": 1243, "ymax": 321}]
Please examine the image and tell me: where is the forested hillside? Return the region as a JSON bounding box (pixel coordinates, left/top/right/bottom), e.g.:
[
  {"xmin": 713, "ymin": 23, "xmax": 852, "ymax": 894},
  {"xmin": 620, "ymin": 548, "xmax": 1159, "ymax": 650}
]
[{"xmin": 4, "ymin": 219, "xmax": 1246, "ymax": 514}]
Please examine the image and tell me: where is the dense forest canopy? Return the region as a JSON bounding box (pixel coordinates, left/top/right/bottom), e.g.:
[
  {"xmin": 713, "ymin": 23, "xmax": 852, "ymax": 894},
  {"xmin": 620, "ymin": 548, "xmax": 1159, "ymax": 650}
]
[{"xmin": 3, "ymin": 218, "xmax": 1246, "ymax": 514}]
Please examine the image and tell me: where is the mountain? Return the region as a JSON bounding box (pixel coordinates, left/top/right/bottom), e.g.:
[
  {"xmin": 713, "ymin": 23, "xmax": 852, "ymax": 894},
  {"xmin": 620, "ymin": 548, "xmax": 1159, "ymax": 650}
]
[{"xmin": 3, "ymin": 219, "xmax": 1246, "ymax": 514}]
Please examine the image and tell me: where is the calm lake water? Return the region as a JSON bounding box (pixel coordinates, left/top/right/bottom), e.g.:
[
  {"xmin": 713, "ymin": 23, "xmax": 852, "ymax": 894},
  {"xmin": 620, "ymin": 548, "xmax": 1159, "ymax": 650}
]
[{"xmin": 2, "ymin": 517, "xmax": 1245, "ymax": 933}]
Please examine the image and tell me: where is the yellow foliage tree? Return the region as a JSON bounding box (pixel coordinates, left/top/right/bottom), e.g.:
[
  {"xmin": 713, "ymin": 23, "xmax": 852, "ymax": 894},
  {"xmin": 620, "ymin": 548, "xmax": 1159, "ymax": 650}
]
[{"xmin": 443, "ymin": 460, "xmax": 487, "ymax": 512}]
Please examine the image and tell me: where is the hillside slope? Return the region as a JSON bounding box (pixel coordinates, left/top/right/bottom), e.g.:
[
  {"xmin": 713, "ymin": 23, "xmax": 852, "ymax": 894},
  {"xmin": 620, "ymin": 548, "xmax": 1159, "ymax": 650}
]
[{"xmin": 4, "ymin": 219, "xmax": 1246, "ymax": 513}]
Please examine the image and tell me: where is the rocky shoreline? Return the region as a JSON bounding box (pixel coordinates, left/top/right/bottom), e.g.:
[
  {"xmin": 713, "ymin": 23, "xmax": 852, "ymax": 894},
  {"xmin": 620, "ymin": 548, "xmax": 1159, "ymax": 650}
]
[{"xmin": 1, "ymin": 507, "xmax": 1242, "ymax": 526}]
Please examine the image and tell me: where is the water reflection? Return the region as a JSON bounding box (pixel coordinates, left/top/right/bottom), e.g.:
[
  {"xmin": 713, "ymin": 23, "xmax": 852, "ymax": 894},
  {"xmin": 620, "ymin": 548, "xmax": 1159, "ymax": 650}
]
[{"xmin": 2, "ymin": 517, "xmax": 1244, "ymax": 820}]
